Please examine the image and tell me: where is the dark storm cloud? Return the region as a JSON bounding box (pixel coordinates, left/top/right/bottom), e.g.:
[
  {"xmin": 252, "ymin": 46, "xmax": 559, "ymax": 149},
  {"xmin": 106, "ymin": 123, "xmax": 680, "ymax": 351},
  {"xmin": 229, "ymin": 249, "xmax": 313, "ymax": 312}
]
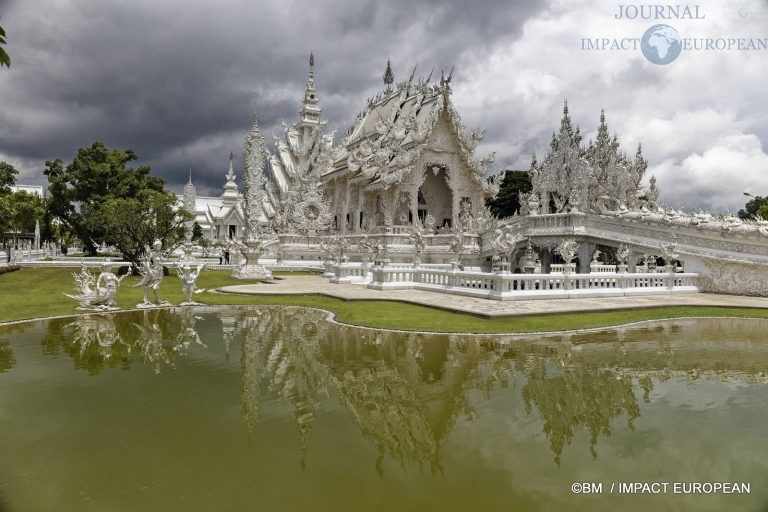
[{"xmin": 0, "ymin": 0, "xmax": 545, "ymax": 195}]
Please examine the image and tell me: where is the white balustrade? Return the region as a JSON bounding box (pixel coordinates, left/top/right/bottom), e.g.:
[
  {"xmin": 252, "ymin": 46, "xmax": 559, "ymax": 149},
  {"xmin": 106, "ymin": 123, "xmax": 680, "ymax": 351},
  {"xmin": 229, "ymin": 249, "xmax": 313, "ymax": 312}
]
[{"xmin": 354, "ymin": 266, "xmax": 699, "ymax": 300}]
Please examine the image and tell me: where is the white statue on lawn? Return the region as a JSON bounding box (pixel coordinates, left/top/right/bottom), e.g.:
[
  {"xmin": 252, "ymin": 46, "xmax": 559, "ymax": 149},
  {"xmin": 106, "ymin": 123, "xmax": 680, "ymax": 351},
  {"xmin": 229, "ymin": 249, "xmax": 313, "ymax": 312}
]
[
  {"xmin": 65, "ymin": 263, "xmax": 130, "ymax": 311},
  {"xmin": 133, "ymin": 239, "xmax": 169, "ymax": 307},
  {"xmin": 177, "ymin": 262, "xmax": 207, "ymax": 306}
]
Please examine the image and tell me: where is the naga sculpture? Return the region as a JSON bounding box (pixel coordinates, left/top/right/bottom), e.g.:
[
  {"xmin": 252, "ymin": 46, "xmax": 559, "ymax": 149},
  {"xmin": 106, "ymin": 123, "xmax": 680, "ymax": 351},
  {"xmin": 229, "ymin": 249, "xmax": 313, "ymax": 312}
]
[{"xmin": 65, "ymin": 263, "xmax": 130, "ymax": 311}]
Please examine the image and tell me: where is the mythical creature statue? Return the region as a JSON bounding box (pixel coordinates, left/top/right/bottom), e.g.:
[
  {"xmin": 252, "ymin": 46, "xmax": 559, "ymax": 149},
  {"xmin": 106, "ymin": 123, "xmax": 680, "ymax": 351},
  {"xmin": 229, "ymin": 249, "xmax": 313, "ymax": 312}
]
[
  {"xmin": 409, "ymin": 229, "xmax": 426, "ymax": 255},
  {"xmin": 132, "ymin": 239, "xmax": 168, "ymax": 307},
  {"xmin": 659, "ymin": 238, "xmax": 679, "ymax": 267},
  {"xmin": 373, "ymin": 241, "xmax": 388, "ymax": 265},
  {"xmin": 65, "ymin": 263, "xmax": 130, "ymax": 311},
  {"xmin": 177, "ymin": 262, "xmax": 207, "ymax": 306},
  {"xmin": 556, "ymin": 238, "xmax": 578, "ymax": 266},
  {"xmin": 357, "ymin": 234, "xmax": 377, "ymax": 261},
  {"xmin": 616, "ymin": 243, "xmax": 630, "ymax": 265},
  {"xmin": 449, "ymin": 231, "xmax": 464, "ymax": 262}
]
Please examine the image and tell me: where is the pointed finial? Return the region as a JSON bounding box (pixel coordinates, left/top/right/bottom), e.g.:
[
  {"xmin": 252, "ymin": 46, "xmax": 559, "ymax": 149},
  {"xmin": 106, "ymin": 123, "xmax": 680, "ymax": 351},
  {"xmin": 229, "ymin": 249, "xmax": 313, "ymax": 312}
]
[
  {"xmin": 308, "ymin": 52, "xmax": 315, "ymax": 82},
  {"xmin": 188, "ymin": 168, "xmax": 193, "ymax": 183},
  {"xmin": 227, "ymin": 152, "xmax": 235, "ymax": 180},
  {"xmin": 383, "ymin": 59, "xmax": 394, "ymax": 87},
  {"xmin": 408, "ymin": 64, "xmax": 417, "ymax": 83},
  {"xmin": 600, "ymin": 108, "xmax": 605, "ymax": 123},
  {"xmin": 563, "ymin": 99, "xmax": 569, "ymax": 115}
]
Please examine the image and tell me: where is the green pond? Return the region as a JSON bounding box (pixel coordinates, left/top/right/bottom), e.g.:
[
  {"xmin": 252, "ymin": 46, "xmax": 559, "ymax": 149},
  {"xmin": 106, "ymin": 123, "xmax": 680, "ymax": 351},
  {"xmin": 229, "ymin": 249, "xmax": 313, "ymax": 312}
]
[{"xmin": 1, "ymin": 307, "xmax": 767, "ymax": 512}]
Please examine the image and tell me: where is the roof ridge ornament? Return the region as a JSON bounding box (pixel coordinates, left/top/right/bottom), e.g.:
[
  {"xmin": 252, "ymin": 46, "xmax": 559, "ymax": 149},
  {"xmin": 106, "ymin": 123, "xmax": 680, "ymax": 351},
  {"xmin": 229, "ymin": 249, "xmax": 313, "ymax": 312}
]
[{"xmin": 383, "ymin": 59, "xmax": 394, "ymax": 91}]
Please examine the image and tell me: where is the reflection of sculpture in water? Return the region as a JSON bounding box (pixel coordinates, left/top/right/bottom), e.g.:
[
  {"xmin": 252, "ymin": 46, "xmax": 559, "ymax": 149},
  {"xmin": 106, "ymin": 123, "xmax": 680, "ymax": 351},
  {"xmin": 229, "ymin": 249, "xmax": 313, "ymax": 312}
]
[
  {"xmin": 176, "ymin": 262, "xmax": 207, "ymax": 306},
  {"xmin": 133, "ymin": 309, "xmax": 185, "ymax": 374},
  {"xmin": 36, "ymin": 309, "xmax": 208, "ymax": 374},
  {"xmin": 48, "ymin": 314, "xmax": 133, "ymax": 374},
  {"xmin": 176, "ymin": 307, "xmax": 205, "ymax": 349},
  {"xmin": 0, "ymin": 337, "xmax": 15, "ymax": 372},
  {"xmin": 65, "ymin": 264, "xmax": 130, "ymax": 310},
  {"xmin": 132, "ymin": 239, "xmax": 169, "ymax": 307}
]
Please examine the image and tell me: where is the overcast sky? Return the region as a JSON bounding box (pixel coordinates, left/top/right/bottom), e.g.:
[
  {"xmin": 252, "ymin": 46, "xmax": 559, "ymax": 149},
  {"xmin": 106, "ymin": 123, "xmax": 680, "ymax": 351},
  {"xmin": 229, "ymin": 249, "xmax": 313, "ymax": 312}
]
[{"xmin": 1, "ymin": 0, "xmax": 767, "ymax": 211}]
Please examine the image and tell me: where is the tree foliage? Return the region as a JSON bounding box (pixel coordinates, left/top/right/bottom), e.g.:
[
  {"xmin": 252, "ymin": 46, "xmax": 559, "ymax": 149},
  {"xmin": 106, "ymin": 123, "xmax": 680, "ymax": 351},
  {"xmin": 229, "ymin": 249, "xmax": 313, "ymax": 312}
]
[
  {"xmin": 0, "ymin": 191, "xmax": 46, "ymax": 242},
  {"xmin": 0, "ymin": 161, "xmax": 18, "ymax": 193},
  {"xmin": 738, "ymin": 195, "xmax": 768, "ymax": 220},
  {"xmin": 45, "ymin": 142, "xmax": 166, "ymax": 255},
  {"xmin": 0, "ymin": 23, "xmax": 9, "ymax": 68},
  {"xmin": 757, "ymin": 204, "xmax": 768, "ymax": 221},
  {"xmin": 191, "ymin": 221, "xmax": 204, "ymax": 241},
  {"xmin": 85, "ymin": 189, "xmax": 192, "ymax": 265},
  {"xmin": 487, "ymin": 170, "xmax": 532, "ymax": 218}
]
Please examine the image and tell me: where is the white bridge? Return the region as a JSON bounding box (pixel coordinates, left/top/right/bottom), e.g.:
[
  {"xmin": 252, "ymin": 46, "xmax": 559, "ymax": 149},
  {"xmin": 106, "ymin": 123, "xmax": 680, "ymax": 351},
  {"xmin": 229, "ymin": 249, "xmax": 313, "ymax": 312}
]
[{"xmin": 269, "ymin": 210, "xmax": 768, "ymax": 298}]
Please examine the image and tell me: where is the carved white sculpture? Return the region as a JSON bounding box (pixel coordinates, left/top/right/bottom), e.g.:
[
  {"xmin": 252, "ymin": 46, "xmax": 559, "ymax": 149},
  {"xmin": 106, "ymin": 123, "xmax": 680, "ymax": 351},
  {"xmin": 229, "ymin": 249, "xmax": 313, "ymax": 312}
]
[
  {"xmin": 177, "ymin": 262, "xmax": 207, "ymax": 306},
  {"xmin": 234, "ymin": 114, "xmax": 277, "ymax": 280},
  {"xmin": 132, "ymin": 239, "xmax": 169, "ymax": 307},
  {"xmin": 556, "ymin": 238, "xmax": 578, "ymax": 271},
  {"xmin": 65, "ymin": 263, "xmax": 130, "ymax": 311}
]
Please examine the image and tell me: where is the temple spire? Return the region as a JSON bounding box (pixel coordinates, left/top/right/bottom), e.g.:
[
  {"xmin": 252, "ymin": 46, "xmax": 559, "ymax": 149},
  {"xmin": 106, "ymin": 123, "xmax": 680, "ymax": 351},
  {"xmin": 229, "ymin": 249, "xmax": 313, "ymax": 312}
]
[
  {"xmin": 227, "ymin": 151, "xmax": 235, "ymax": 180},
  {"xmin": 182, "ymin": 168, "xmax": 197, "ymax": 213},
  {"xmin": 308, "ymin": 51, "xmax": 315, "ymax": 84},
  {"xmin": 299, "ymin": 51, "xmax": 321, "ymax": 126},
  {"xmin": 222, "ymin": 151, "xmax": 239, "ymax": 205},
  {"xmin": 383, "ymin": 59, "xmax": 394, "ymax": 91}
]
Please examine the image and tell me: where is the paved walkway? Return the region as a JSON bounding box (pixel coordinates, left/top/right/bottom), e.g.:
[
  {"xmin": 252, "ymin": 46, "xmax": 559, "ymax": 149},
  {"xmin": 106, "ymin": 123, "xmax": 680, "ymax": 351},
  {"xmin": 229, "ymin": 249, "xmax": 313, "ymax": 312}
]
[{"xmin": 217, "ymin": 276, "xmax": 768, "ymax": 317}]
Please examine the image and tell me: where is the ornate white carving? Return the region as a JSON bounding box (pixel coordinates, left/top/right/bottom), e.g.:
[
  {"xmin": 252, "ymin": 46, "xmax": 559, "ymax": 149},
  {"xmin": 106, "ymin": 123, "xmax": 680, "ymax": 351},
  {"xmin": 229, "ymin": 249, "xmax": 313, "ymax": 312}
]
[
  {"xmin": 700, "ymin": 258, "xmax": 768, "ymax": 296},
  {"xmin": 132, "ymin": 239, "xmax": 169, "ymax": 307},
  {"xmin": 176, "ymin": 262, "xmax": 206, "ymax": 306},
  {"xmin": 65, "ymin": 264, "xmax": 130, "ymax": 311},
  {"xmin": 556, "ymin": 238, "xmax": 578, "ymax": 264}
]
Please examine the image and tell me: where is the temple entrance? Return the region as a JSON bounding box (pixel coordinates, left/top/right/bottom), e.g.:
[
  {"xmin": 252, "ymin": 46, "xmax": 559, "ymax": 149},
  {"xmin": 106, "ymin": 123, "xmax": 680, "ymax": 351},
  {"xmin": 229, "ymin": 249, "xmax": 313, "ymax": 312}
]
[{"xmin": 418, "ymin": 165, "xmax": 453, "ymax": 229}]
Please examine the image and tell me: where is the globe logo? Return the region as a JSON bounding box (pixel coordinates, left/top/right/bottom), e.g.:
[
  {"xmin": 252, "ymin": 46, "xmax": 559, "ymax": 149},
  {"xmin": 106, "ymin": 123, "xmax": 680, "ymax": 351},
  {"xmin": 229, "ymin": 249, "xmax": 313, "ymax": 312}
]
[{"xmin": 641, "ymin": 24, "xmax": 682, "ymax": 65}]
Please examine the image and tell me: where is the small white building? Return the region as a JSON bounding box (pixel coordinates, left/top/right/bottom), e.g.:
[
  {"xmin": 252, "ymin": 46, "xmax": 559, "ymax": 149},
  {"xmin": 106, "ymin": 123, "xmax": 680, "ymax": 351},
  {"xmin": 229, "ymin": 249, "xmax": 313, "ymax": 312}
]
[
  {"xmin": 178, "ymin": 154, "xmax": 271, "ymax": 242},
  {"xmin": 10, "ymin": 184, "xmax": 45, "ymax": 197}
]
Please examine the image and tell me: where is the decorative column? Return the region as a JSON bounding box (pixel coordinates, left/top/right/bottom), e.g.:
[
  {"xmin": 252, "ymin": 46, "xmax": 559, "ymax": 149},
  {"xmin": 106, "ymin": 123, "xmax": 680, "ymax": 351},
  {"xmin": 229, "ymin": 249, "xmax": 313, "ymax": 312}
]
[
  {"xmin": 627, "ymin": 251, "xmax": 639, "ymax": 273},
  {"xmin": 233, "ymin": 114, "xmax": 277, "ymax": 280},
  {"xmin": 577, "ymin": 241, "xmax": 593, "ymax": 274},
  {"xmin": 540, "ymin": 249, "xmax": 552, "ymax": 274}
]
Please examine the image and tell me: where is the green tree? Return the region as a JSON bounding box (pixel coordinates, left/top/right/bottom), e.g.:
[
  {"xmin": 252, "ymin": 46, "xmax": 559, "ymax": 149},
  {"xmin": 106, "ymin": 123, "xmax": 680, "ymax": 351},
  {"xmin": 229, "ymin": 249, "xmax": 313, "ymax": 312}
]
[
  {"xmin": 0, "ymin": 161, "xmax": 18, "ymax": 193},
  {"xmin": 0, "ymin": 191, "xmax": 46, "ymax": 245},
  {"xmin": 487, "ymin": 170, "xmax": 532, "ymax": 218},
  {"xmin": 0, "ymin": 23, "xmax": 9, "ymax": 68},
  {"xmin": 738, "ymin": 195, "xmax": 768, "ymax": 220},
  {"xmin": 191, "ymin": 221, "xmax": 203, "ymax": 241},
  {"xmin": 48, "ymin": 223, "xmax": 78, "ymax": 255},
  {"xmin": 85, "ymin": 189, "xmax": 192, "ymax": 265},
  {"xmin": 44, "ymin": 142, "xmax": 166, "ymax": 255},
  {"xmin": 757, "ymin": 204, "xmax": 768, "ymax": 221}
]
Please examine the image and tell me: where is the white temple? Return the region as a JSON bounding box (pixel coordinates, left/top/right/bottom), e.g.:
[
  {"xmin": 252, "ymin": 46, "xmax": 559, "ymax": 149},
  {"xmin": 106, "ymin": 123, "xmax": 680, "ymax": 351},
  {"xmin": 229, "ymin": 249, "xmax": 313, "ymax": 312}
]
[{"xmin": 180, "ymin": 53, "xmax": 768, "ymax": 297}]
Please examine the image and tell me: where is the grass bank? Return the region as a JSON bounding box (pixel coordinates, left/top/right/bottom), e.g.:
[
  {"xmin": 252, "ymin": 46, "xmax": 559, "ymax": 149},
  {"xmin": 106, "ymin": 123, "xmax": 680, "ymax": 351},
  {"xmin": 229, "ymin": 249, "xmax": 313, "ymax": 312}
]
[{"xmin": 2, "ymin": 268, "xmax": 767, "ymax": 333}]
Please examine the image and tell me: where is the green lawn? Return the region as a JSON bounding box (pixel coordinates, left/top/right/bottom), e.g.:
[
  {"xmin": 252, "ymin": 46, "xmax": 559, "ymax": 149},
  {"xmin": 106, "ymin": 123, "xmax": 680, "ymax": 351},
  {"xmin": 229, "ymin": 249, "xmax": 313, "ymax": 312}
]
[{"xmin": 2, "ymin": 267, "xmax": 767, "ymax": 333}]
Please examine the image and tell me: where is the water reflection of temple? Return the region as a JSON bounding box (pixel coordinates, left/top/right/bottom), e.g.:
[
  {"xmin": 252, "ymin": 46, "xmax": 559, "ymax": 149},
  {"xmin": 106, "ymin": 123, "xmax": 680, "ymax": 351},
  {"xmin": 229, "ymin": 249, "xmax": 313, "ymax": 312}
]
[
  {"xmin": 9, "ymin": 306, "xmax": 768, "ymax": 467},
  {"xmin": 233, "ymin": 309, "xmax": 768, "ymax": 467}
]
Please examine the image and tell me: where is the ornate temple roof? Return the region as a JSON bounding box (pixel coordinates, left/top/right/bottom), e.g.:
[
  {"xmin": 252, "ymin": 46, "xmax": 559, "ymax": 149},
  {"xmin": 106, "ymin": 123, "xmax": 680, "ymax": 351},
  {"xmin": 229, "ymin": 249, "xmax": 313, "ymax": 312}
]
[{"xmin": 328, "ymin": 64, "xmax": 496, "ymax": 195}]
